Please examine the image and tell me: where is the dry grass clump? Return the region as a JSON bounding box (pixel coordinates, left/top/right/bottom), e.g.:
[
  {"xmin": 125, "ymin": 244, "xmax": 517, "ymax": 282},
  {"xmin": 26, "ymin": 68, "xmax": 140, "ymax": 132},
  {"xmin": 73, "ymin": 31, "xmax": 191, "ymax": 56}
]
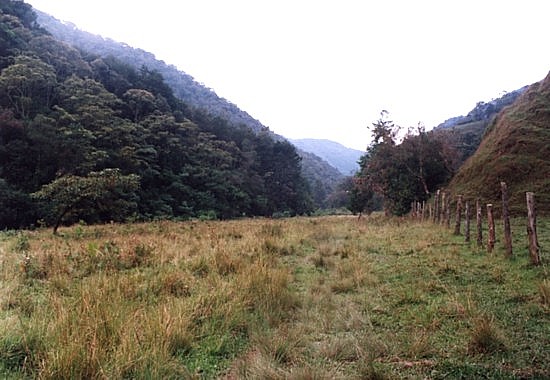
[
  {"xmin": 254, "ymin": 329, "xmax": 304, "ymax": 366},
  {"xmin": 331, "ymin": 258, "xmax": 372, "ymax": 294},
  {"xmin": 406, "ymin": 329, "xmax": 434, "ymax": 359},
  {"xmin": 467, "ymin": 315, "xmax": 508, "ymax": 354},
  {"xmin": 318, "ymin": 335, "xmax": 362, "ymax": 362},
  {"xmin": 539, "ymin": 279, "xmax": 550, "ymax": 306},
  {"xmin": 237, "ymin": 260, "xmax": 298, "ymax": 324}
]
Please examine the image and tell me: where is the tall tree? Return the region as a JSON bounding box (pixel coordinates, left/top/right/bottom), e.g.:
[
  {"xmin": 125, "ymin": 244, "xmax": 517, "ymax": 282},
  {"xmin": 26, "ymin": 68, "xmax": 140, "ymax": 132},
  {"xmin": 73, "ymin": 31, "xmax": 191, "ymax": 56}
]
[{"xmin": 357, "ymin": 112, "xmax": 453, "ymax": 215}]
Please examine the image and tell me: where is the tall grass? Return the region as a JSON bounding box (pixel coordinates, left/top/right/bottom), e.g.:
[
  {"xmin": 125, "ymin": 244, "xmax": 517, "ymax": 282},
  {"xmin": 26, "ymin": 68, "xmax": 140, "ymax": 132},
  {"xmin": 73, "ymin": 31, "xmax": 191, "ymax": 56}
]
[
  {"xmin": 1, "ymin": 215, "xmax": 548, "ymax": 378},
  {"xmin": 0, "ymin": 220, "xmax": 296, "ymax": 378}
]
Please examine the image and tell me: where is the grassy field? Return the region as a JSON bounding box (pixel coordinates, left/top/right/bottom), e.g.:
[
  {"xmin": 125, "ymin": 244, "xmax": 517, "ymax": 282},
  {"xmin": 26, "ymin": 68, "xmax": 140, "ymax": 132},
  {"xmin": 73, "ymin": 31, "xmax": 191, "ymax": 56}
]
[{"xmin": 0, "ymin": 215, "xmax": 548, "ymax": 379}]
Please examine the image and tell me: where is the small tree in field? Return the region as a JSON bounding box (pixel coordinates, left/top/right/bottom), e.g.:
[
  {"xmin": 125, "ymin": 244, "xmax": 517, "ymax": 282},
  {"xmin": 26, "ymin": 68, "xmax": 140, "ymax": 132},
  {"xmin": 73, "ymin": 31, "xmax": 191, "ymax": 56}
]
[{"xmin": 33, "ymin": 169, "xmax": 140, "ymax": 234}]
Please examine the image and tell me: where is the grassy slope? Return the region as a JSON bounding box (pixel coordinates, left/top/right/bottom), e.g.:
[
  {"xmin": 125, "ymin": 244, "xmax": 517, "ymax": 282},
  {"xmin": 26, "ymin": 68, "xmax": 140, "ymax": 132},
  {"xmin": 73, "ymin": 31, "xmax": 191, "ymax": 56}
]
[
  {"xmin": 448, "ymin": 72, "xmax": 550, "ymax": 216},
  {"xmin": 0, "ymin": 216, "xmax": 548, "ymax": 379}
]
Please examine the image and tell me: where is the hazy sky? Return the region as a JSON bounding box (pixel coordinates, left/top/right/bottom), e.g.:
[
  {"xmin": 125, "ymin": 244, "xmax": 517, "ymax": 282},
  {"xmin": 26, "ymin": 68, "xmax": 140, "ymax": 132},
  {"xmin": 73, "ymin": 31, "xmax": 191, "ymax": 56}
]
[{"xmin": 26, "ymin": 0, "xmax": 550, "ymax": 150}]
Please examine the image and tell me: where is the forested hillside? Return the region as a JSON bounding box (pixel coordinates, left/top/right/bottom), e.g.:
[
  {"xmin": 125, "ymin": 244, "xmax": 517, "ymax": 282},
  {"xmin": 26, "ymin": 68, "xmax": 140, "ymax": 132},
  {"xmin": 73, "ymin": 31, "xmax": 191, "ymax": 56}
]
[
  {"xmin": 448, "ymin": 72, "xmax": 550, "ymax": 215},
  {"xmin": 34, "ymin": 11, "xmax": 266, "ymax": 134},
  {"xmin": 34, "ymin": 9, "xmax": 343, "ymax": 202},
  {"xmin": 0, "ymin": 1, "xmax": 313, "ymax": 230}
]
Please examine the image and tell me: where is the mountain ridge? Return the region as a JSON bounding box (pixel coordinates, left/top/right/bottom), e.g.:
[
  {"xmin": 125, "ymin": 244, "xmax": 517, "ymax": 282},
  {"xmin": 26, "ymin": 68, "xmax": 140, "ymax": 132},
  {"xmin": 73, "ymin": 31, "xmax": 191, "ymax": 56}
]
[
  {"xmin": 431, "ymin": 85, "xmax": 529, "ymax": 167},
  {"xmin": 290, "ymin": 138, "xmax": 363, "ymax": 176},
  {"xmin": 436, "ymin": 86, "xmax": 528, "ymax": 130}
]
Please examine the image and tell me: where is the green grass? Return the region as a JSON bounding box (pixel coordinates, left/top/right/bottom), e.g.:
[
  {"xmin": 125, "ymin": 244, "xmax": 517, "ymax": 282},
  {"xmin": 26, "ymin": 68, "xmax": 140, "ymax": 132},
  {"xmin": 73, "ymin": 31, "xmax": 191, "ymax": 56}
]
[{"xmin": 0, "ymin": 216, "xmax": 548, "ymax": 379}]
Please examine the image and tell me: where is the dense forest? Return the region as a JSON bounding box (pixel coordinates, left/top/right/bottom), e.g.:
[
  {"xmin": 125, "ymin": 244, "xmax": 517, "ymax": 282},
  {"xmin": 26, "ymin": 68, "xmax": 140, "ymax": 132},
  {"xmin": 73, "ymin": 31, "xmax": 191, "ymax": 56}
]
[
  {"xmin": 34, "ymin": 9, "xmax": 343, "ymax": 206},
  {"xmin": 0, "ymin": 0, "xmax": 313, "ymax": 230}
]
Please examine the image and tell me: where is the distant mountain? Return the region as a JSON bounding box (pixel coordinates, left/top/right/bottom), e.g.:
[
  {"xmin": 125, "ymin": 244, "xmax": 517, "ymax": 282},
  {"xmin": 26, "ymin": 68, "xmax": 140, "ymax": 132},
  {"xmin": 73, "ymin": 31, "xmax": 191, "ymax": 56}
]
[
  {"xmin": 297, "ymin": 150, "xmax": 344, "ymax": 207},
  {"xmin": 34, "ymin": 10, "xmax": 343, "ymax": 204},
  {"xmin": 291, "ymin": 139, "xmax": 363, "ymax": 175},
  {"xmin": 448, "ymin": 72, "xmax": 550, "ymax": 215}
]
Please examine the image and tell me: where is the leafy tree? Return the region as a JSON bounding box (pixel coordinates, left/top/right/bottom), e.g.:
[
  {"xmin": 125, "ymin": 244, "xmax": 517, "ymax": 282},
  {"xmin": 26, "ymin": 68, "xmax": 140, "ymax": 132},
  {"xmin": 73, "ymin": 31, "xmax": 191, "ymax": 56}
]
[
  {"xmin": 90, "ymin": 57, "xmax": 132, "ymax": 98},
  {"xmin": 58, "ymin": 75, "xmax": 121, "ymax": 123},
  {"xmin": 0, "ymin": 13, "xmax": 32, "ymax": 62},
  {"xmin": 27, "ymin": 113, "xmax": 104, "ymax": 177},
  {"xmin": 0, "ymin": 107, "xmax": 34, "ymax": 189},
  {"xmin": 357, "ymin": 112, "xmax": 453, "ymax": 215},
  {"xmin": 346, "ymin": 177, "xmax": 375, "ymax": 215},
  {"xmin": 358, "ymin": 111, "xmax": 400, "ymax": 214},
  {"xmin": 0, "ymin": 54, "xmax": 57, "ymax": 118},
  {"xmin": 32, "ymin": 169, "xmax": 140, "ymax": 234},
  {"xmin": 123, "ymin": 88, "xmax": 156, "ymax": 122},
  {"xmin": 0, "ymin": 0, "xmax": 39, "ymax": 30},
  {"xmin": 399, "ymin": 125, "xmax": 454, "ymax": 197},
  {"xmin": 256, "ymin": 136, "xmax": 313, "ymax": 215}
]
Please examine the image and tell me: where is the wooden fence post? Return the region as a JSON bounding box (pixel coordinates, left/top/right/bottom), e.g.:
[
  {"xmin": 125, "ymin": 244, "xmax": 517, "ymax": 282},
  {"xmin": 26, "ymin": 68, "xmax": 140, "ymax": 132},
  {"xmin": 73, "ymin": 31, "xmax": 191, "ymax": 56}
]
[
  {"xmin": 422, "ymin": 201, "xmax": 426, "ymax": 222},
  {"xmin": 454, "ymin": 195, "xmax": 463, "ymax": 235},
  {"xmin": 487, "ymin": 204, "xmax": 495, "ymax": 254},
  {"xmin": 445, "ymin": 193, "xmax": 451, "ymax": 229},
  {"xmin": 501, "ymin": 182, "xmax": 513, "ymax": 257},
  {"xmin": 433, "ymin": 189, "xmax": 440, "ymax": 223},
  {"xmin": 440, "ymin": 191, "xmax": 446, "ymax": 225},
  {"xmin": 526, "ymin": 192, "xmax": 541, "ymax": 265},
  {"xmin": 465, "ymin": 201, "xmax": 471, "ymax": 243},
  {"xmin": 476, "ymin": 198, "xmax": 483, "ymax": 248}
]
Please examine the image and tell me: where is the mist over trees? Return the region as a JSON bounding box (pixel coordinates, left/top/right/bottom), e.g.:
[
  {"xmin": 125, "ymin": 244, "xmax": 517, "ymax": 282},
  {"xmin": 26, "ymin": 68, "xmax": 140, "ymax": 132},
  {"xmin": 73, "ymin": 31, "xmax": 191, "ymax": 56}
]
[{"xmin": 0, "ymin": 1, "xmax": 313, "ymax": 230}]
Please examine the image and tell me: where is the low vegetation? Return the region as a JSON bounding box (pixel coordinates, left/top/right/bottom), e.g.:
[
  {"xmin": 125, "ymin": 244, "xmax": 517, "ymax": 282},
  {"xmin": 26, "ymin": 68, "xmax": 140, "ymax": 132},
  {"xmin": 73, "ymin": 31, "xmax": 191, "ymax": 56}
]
[{"xmin": 1, "ymin": 215, "xmax": 548, "ymax": 379}]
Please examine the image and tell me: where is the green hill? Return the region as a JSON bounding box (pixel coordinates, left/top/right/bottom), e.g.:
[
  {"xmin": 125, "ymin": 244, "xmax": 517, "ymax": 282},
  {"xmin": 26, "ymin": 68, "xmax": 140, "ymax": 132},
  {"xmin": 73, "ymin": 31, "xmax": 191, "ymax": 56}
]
[{"xmin": 448, "ymin": 72, "xmax": 550, "ymax": 215}]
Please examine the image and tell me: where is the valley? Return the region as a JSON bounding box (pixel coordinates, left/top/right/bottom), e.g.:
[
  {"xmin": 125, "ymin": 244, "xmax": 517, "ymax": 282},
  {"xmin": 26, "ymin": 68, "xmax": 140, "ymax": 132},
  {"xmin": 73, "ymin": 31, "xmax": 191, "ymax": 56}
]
[{"xmin": 0, "ymin": 2, "xmax": 549, "ymax": 378}]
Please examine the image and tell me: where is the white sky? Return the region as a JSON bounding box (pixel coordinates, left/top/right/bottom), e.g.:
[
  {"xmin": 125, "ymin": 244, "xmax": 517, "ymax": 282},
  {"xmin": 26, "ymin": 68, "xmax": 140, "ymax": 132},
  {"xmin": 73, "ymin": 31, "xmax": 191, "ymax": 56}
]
[{"xmin": 25, "ymin": 0, "xmax": 550, "ymax": 150}]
